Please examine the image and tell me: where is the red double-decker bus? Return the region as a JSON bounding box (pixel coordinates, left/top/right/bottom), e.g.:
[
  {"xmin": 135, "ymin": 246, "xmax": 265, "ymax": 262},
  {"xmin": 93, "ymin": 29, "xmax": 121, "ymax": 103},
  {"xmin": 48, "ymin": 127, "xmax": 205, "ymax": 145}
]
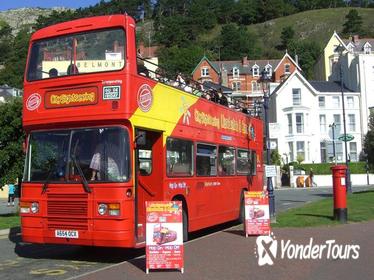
[{"xmin": 20, "ymin": 14, "xmax": 264, "ymax": 248}]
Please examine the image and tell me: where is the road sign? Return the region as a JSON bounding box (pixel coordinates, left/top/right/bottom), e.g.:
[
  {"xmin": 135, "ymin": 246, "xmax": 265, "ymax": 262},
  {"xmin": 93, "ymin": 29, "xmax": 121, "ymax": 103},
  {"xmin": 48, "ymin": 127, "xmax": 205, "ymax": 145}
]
[
  {"xmin": 338, "ymin": 134, "xmax": 354, "ymax": 142},
  {"xmin": 265, "ymin": 165, "xmax": 277, "ymax": 178}
]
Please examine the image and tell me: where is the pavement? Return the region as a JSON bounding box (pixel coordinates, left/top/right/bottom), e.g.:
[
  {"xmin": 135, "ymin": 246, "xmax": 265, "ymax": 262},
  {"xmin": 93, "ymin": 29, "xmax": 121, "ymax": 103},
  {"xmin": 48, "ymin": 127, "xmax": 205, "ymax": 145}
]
[
  {"xmin": 0, "ymin": 185, "xmax": 373, "ymax": 280},
  {"xmin": 67, "ymin": 220, "xmax": 374, "ymax": 280},
  {"xmin": 0, "ymin": 197, "xmax": 18, "ymax": 215}
]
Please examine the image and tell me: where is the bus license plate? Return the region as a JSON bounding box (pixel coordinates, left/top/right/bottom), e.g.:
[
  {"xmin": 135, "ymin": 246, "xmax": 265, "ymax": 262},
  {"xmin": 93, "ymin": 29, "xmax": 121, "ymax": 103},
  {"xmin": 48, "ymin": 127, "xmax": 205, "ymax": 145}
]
[{"xmin": 55, "ymin": 230, "xmax": 79, "ymax": 239}]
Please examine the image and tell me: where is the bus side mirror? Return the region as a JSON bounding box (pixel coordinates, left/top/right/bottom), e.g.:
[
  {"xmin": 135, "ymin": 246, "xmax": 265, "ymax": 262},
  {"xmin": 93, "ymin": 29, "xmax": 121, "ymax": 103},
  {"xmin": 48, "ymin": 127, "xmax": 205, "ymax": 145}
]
[{"xmin": 136, "ymin": 131, "xmax": 146, "ymax": 147}]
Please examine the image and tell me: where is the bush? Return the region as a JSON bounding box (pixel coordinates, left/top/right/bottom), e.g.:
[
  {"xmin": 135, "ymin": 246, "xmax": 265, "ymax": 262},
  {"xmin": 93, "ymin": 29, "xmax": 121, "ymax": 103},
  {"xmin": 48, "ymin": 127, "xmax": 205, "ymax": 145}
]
[{"xmin": 299, "ymin": 162, "xmax": 368, "ymax": 175}]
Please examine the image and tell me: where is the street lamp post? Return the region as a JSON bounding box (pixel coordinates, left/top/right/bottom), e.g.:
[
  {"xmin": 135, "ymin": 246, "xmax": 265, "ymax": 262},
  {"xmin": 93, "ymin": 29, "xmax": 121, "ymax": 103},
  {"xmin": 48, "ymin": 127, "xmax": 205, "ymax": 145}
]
[
  {"xmin": 329, "ymin": 123, "xmax": 336, "ymax": 164},
  {"xmin": 337, "ymin": 53, "xmax": 352, "ymax": 193},
  {"xmin": 260, "ymin": 70, "xmax": 275, "ymax": 220}
]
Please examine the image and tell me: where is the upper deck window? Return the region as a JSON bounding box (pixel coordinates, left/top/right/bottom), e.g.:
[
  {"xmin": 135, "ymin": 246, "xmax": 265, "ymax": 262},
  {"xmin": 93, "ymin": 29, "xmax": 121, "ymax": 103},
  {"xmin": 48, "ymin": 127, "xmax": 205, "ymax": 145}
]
[{"xmin": 27, "ymin": 28, "xmax": 125, "ymax": 81}]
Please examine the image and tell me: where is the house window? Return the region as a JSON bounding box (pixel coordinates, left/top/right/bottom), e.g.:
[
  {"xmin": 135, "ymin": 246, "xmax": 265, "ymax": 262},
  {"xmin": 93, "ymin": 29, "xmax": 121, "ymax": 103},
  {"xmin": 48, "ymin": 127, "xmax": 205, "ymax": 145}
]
[
  {"xmin": 336, "ymin": 142, "xmax": 343, "ymax": 161},
  {"xmin": 232, "ymin": 81, "xmax": 241, "ymax": 91},
  {"xmin": 296, "ymin": 141, "xmax": 305, "ymax": 161},
  {"xmin": 333, "ymin": 114, "xmax": 341, "ymax": 133},
  {"xmin": 265, "ymin": 65, "xmax": 272, "ymax": 77},
  {"xmin": 252, "ymin": 65, "xmax": 259, "ymax": 76},
  {"xmin": 364, "ymin": 43, "xmax": 371, "ymax": 54},
  {"xmin": 320, "ymin": 142, "xmax": 327, "ymax": 163},
  {"xmin": 348, "ymin": 114, "xmax": 356, "ymax": 131},
  {"xmin": 292, "ymin": 88, "xmax": 301, "ymax": 105},
  {"xmin": 288, "ymin": 142, "xmax": 294, "ymax": 162},
  {"xmin": 320, "ymin": 115, "xmax": 326, "ymax": 133},
  {"xmin": 350, "ymin": 142, "xmax": 357, "ymax": 162},
  {"xmin": 251, "ymin": 81, "xmax": 260, "ymax": 92},
  {"xmin": 233, "ymin": 67, "xmax": 240, "ymax": 78},
  {"xmin": 347, "ymin": 96, "xmax": 354, "ymax": 108},
  {"xmin": 319, "ymin": 96, "xmax": 325, "ymax": 107},
  {"xmin": 332, "ymin": 96, "xmax": 340, "ymax": 108},
  {"xmin": 201, "ymin": 67, "xmax": 209, "ymax": 77},
  {"xmin": 296, "ymin": 113, "xmax": 304, "ymax": 133},
  {"xmin": 287, "ymin": 114, "xmax": 292, "ymax": 134},
  {"xmin": 284, "ymin": 63, "xmax": 291, "ymax": 74}
]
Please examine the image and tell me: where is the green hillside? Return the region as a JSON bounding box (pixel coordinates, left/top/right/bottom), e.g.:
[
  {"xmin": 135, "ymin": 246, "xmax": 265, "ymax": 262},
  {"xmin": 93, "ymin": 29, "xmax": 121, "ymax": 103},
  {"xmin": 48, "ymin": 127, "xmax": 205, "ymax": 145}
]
[
  {"xmin": 249, "ymin": 8, "xmax": 374, "ymax": 51},
  {"xmin": 200, "ymin": 8, "xmax": 374, "ymax": 56}
]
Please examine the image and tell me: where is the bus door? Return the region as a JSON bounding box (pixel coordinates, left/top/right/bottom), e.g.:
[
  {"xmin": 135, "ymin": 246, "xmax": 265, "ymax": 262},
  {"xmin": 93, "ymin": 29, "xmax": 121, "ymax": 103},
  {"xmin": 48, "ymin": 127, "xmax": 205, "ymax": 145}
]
[{"xmin": 134, "ymin": 129, "xmax": 163, "ymax": 243}]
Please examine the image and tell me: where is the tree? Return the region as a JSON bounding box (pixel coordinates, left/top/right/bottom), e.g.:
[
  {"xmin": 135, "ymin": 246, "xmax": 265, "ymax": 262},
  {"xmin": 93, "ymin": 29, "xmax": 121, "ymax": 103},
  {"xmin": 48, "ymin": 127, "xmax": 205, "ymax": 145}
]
[
  {"xmin": 0, "ymin": 27, "xmax": 31, "ymax": 89},
  {"xmin": 279, "ymin": 25, "xmax": 295, "ymax": 50},
  {"xmin": 0, "ymin": 22, "xmax": 13, "ymax": 65},
  {"xmin": 364, "ymin": 111, "xmax": 374, "ymax": 167},
  {"xmin": 0, "ymin": 98, "xmax": 25, "ymax": 186},
  {"xmin": 158, "ymin": 44, "xmax": 206, "ymax": 77},
  {"xmin": 218, "ymin": 24, "xmax": 261, "ymax": 60},
  {"xmin": 288, "ymin": 39, "xmax": 321, "ymax": 79},
  {"xmin": 342, "ymin": 9, "xmax": 363, "ymax": 36},
  {"xmin": 271, "ymin": 149, "xmax": 282, "ymax": 165}
]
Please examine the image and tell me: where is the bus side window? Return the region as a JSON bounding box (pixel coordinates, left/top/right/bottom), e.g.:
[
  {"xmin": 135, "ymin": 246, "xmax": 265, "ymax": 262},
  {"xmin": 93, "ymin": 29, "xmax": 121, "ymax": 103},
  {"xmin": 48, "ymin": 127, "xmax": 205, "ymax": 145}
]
[
  {"xmin": 139, "ymin": 149, "xmax": 152, "ymax": 175},
  {"xmin": 166, "ymin": 138, "xmax": 193, "ymax": 177},
  {"xmin": 196, "ymin": 144, "xmax": 217, "ymax": 176}
]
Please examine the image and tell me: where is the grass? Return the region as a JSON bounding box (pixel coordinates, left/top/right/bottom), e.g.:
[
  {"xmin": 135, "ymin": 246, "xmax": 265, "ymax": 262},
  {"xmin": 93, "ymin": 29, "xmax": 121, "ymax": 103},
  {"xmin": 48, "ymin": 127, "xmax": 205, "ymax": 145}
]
[
  {"xmin": 0, "ymin": 213, "xmax": 20, "ymax": 230},
  {"xmin": 198, "ymin": 8, "xmax": 374, "ymax": 57},
  {"xmin": 273, "ymin": 190, "xmax": 374, "ymax": 228}
]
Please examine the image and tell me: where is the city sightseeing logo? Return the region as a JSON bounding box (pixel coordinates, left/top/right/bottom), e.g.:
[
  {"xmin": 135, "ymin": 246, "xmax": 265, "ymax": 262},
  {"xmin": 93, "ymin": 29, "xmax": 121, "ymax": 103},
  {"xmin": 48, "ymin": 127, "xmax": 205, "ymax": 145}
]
[{"xmin": 255, "ymin": 233, "xmax": 360, "ymax": 266}]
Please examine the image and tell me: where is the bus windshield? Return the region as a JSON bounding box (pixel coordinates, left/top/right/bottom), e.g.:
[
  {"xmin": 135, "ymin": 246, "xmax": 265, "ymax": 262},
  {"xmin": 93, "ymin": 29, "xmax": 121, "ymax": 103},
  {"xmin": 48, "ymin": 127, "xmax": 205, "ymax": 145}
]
[
  {"xmin": 23, "ymin": 127, "xmax": 130, "ymax": 183},
  {"xmin": 27, "ymin": 28, "xmax": 125, "ymax": 81}
]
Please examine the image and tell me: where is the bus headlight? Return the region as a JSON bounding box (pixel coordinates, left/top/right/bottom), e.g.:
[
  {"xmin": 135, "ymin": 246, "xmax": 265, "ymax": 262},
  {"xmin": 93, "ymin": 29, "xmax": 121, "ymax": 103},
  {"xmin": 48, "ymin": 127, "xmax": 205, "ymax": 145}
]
[
  {"xmin": 20, "ymin": 202, "xmax": 39, "ymax": 214},
  {"xmin": 31, "ymin": 202, "xmax": 39, "ymax": 213},
  {"xmin": 98, "ymin": 203, "xmax": 108, "ymax": 215}
]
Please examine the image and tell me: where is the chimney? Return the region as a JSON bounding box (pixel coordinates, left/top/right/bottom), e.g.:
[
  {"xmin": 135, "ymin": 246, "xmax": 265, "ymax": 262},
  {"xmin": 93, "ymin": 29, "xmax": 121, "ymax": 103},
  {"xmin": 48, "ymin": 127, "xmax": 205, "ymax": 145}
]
[
  {"xmin": 295, "ymin": 54, "xmax": 299, "ymax": 66},
  {"xmin": 353, "ymin": 35, "xmax": 359, "ymax": 44},
  {"xmin": 242, "ymin": 56, "xmax": 249, "ymax": 66}
]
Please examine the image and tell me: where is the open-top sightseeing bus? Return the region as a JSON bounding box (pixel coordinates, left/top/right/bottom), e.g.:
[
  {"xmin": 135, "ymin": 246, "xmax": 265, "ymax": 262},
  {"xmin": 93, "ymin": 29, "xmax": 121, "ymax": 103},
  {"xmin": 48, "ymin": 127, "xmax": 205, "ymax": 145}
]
[{"xmin": 20, "ymin": 14, "xmax": 264, "ymax": 248}]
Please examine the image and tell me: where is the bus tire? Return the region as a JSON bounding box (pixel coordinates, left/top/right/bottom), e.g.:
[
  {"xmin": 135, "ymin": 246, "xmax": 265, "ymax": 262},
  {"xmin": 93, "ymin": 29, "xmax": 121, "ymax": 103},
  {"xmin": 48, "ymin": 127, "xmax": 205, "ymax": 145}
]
[
  {"xmin": 182, "ymin": 208, "xmax": 188, "ymax": 242},
  {"xmin": 238, "ymin": 191, "xmax": 245, "ymax": 223}
]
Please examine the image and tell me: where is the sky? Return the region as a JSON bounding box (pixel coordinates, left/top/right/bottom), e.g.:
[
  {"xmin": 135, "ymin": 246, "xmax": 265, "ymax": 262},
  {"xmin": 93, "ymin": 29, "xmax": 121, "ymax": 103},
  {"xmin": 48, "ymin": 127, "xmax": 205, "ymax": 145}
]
[{"xmin": 0, "ymin": 0, "xmax": 104, "ymax": 11}]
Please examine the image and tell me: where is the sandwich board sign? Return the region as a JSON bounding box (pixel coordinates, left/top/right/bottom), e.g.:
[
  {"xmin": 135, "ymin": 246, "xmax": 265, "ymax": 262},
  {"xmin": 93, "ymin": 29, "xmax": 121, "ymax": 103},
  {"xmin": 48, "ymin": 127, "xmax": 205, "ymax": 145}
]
[
  {"xmin": 145, "ymin": 201, "xmax": 184, "ymax": 274},
  {"xmin": 244, "ymin": 191, "xmax": 270, "ymax": 236}
]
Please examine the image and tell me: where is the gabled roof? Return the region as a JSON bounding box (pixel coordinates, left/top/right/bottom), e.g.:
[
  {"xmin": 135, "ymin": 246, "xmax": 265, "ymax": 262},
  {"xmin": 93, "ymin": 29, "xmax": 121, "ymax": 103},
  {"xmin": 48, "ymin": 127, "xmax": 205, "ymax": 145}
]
[
  {"xmin": 191, "ymin": 56, "xmax": 220, "ymax": 75},
  {"xmin": 309, "ymin": 81, "xmax": 354, "ymax": 93},
  {"xmin": 274, "ymin": 52, "xmax": 302, "ymax": 72},
  {"xmin": 342, "ymin": 36, "xmax": 374, "ymax": 53},
  {"xmin": 270, "ymin": 70, "xmax": 317, "ymax": 97},
  {"xmin": 330, "ymin": 31, "xmax": 348, "ymax": 51},
  {"xmin": 210, "ymin": 59, "xmax": 281, "ymax": 74}
]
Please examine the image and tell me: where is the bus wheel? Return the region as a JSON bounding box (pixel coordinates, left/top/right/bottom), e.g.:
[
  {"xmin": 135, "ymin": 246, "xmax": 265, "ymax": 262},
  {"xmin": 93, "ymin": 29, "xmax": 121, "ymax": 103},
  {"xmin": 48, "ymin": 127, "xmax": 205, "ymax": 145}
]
[
  {"xmin": 238, "ymin": 191, "xmax": 245, "ymax": 223},
  {"xmin": 182, "ymin": 208, "xmax": 188, "ymax": 242}
]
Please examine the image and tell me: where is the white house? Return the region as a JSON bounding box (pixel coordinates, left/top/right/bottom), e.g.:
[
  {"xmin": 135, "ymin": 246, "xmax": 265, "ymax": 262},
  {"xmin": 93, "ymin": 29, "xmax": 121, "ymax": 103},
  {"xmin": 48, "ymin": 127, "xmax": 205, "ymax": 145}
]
[
  {"xmin": 316, "ymin": 33, "xmax": 374, "ymax": 136},
  {"xmin": 268, "ymin": 70, "xmax": 362, "ymax": 164}
]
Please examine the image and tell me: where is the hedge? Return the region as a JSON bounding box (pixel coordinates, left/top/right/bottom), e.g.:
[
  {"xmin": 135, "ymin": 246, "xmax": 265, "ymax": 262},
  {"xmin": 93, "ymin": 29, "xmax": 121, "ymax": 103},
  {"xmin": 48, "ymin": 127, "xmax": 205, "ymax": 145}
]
[{"xmin": 296, "ymin": 162, "xmax": 368, "ymax": 175}]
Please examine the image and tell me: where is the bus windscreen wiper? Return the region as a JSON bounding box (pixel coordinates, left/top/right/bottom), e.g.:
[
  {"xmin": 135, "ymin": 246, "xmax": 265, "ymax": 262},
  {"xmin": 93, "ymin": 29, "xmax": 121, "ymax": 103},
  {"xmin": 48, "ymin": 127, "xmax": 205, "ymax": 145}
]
[
  {"xmin": 42, "ymin": 168, "xmax": 54, "ymax": 194},
  {"xmin": 71, "ymin": 155, "xmax": 92, "ymax": 193}
]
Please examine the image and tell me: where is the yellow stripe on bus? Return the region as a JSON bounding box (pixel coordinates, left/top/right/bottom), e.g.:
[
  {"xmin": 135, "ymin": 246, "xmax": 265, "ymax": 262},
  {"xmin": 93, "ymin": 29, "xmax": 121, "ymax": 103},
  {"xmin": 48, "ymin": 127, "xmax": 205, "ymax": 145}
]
[{"xmin": 130, "ymin": 82, "xmax": 199, "ymax": 144}]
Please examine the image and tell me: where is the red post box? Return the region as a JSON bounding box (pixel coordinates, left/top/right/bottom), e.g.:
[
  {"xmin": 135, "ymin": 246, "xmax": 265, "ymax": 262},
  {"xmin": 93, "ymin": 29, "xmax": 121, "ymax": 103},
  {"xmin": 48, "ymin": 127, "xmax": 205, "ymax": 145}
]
[{"xmin": 331, "ymin": 165, "xmax": 347, "ymax": 223}]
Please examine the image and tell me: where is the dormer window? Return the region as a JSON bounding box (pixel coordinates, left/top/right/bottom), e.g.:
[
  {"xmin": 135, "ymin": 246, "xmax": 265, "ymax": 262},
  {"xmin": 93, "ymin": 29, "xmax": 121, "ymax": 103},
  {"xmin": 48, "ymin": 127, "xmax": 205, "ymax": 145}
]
[
  {"xmin": 252, "ymin": 64, "xmax": 259, "ymax": 77},
  {"xmin": 347, "ymin": 43, "xmax": 354, "ymax": 53},
  {"xmin": 233, "ymin": 67, "xmax": 240, "ymax": 78},
  {"xmin": 363, "ymin": 42, "xmax": 372, "ymax": 54},
  {"xmin": 284, "ymin": 63, "xmax": 290, "ymax": 74},
  {"xmin": 265, "ymin": 64, "xmax": 272, "ymax": 77}
]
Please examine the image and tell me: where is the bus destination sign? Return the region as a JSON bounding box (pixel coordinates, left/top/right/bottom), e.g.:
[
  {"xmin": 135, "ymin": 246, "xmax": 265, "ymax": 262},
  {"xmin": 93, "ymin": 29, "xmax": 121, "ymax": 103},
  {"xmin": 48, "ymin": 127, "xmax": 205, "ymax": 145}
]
[{"xmin": 45, "ymin": 87, "xmax": 98, "ymax": 108}]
